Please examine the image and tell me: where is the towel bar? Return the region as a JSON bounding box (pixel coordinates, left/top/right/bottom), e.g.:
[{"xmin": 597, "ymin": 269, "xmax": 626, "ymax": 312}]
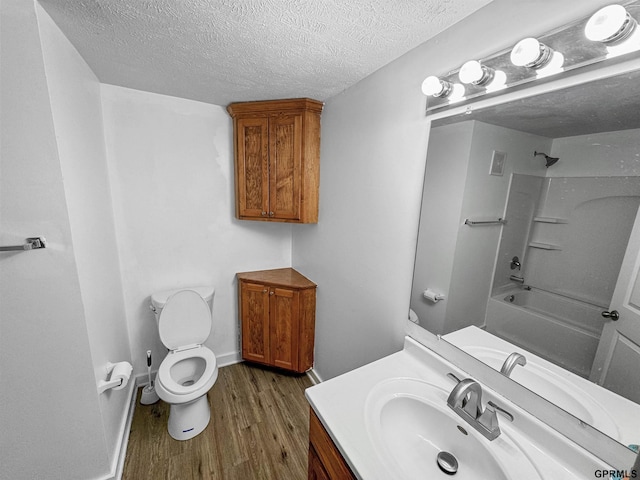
[
  {"xmin": 464, "ymin": 218, "xmax": 506, "ymax": 226},
  {"xmin": 0, "ymin": 237, "xmax": 47, "ymax": 252}
]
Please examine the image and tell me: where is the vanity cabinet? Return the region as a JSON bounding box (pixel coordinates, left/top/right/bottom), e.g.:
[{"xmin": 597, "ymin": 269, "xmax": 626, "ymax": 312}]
[
  {"xmin": 237, "ymin": 268, "xmax": 316, "ymax": 373},
  {"xmin": 308, "ymin": 409, "xmax": 356, "ymax": 480},
  {"xmin": 227, "ymin": 98, "xmax": 323, "ymax": 223}
]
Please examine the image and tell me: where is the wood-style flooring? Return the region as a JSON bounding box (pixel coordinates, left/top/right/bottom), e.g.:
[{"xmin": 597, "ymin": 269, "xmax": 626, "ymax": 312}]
[{"xmin": 123, "ymin": 362, "xmax": 313, "ymax": 480}]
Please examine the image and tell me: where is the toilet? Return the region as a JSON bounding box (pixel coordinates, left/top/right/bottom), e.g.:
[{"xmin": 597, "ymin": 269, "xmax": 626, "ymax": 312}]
[{"xmin": 150, "ymin": 286, "xmax": 218, "ymax": 441}]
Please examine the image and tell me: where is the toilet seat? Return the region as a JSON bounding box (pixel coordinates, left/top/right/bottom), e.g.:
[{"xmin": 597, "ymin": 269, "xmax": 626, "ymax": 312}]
[
  {"xmin": 158, "ymin": 346, "xmax": 217, "ymax": 396},
  {"xmin": 158, "ymin": 290, "xmax": 212, "ymax": 350},
  {"xmin": 156, "ymin": 289, "xmax": 218, "ymax": 403}
]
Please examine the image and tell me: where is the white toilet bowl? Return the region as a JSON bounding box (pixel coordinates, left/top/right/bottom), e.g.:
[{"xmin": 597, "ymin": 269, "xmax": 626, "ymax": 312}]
[{"xmin": 151, "ymin": 287, "xmax": 218, "ymax": 440}]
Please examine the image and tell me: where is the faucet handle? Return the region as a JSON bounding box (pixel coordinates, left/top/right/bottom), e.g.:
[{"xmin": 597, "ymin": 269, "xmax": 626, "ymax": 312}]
[
  {"xmin": 478, "ymin": 405, "xmax": 499, "ymax": 433},
  {"xmin": 487, "ymin": 401, "xmax": 514, "ymax": 422},
  {"xmin": 477, "ymin": 401, "xmax": 513, "ymax": 438}
]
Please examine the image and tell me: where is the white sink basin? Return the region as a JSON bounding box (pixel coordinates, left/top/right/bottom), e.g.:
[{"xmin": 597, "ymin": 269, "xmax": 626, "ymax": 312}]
[{"xmin": 365, "ymin": 378, "xmax": 542, "ymax": 480}]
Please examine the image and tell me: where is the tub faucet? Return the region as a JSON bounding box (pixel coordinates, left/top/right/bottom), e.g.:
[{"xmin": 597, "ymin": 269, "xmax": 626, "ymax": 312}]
[
  {"xmin": 500, "ymin": 352, "xmax": 527, "ymax": 377},
  {"xmin": 447, "ymin": 378, "xmax": 503, "ymax": 440}
]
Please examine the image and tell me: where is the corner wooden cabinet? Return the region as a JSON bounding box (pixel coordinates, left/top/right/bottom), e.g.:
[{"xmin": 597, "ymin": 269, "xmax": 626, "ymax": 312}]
[
  {"xmin": 237, "ymin": 268, "xmax": 316, "ymax": 373},
  {"xmin": 227, "ymin": 98, "xmax": 323, "ymax": 223},
  {"xmin": 308, "ymin": 409, "xmax": 356, "ymax": 480}
]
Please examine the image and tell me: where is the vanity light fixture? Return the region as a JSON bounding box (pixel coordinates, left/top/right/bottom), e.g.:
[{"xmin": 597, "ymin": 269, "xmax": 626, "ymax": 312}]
[
  {"xmin": 585, "ymin": 4, "xmax": 640, "ymax": 57},
  {"xmin": 423, "ymin": 1, "xmax": 640, "ymax": 112},
  {"xmin": 510, "ymin": 38, "xmax": 565, "ymax": 77}
]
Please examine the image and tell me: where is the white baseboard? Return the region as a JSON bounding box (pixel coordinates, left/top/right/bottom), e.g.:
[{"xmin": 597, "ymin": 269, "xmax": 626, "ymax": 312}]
[
  {"xmin": 94, "ymin": 378, "xmax": 137, "ymax": 480},
  {"xmin": 216, "ymin": 350, "xmax": 242, "ymax": 367},
  {"xmin": 113, "ymin": 381, "xmax": 138, "ymax": 480},
  {"xmin": 306, "ymin": 367, "xmax": 323, "ymax": 385}
]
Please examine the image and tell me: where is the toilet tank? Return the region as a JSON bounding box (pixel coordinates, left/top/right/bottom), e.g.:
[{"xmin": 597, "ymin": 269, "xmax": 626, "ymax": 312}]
[{"xmin": 150, "ymin": 286, "xmax": 215, "ymax": 321}]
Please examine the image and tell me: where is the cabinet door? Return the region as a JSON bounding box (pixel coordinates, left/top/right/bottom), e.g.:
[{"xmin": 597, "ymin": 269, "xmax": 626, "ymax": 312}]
[
  {"xmin": 236, "ymin": 117, "xmax": 269, "ymax": 218},
  {"xmin": 240, "ymin": 282, "xmax": 270, "ymax": 364},
  {"xmin": 308, "ymin": 446, "xmax": 330, "ymax": 480},
  {"xmin": 270, "ymin": 287, "xmax": 300, "ymax": 371},
  {"xmin": 269, "ymin": 114, "xmax": 302, "ymax": 220},
  {"xmin": 308, "ymin": 410, "xmax": 356, "ymax": 480}
]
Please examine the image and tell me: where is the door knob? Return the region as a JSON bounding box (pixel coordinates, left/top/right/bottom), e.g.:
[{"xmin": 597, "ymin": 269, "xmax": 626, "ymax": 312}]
[{"xmin": 601, "ymin": 310, "xmax": 620, "ymax": 321}]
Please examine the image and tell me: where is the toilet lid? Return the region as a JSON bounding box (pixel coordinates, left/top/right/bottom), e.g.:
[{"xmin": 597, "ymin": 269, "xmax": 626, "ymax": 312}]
[{"xmin": 158, "ymin": 290, "xmax": 211, "ymax": 350}]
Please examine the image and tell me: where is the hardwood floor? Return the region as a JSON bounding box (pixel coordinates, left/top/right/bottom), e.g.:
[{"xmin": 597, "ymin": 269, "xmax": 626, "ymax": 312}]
[{"xmin": 123, "ymin": 362, "xmax": 313, "ymax": 480}]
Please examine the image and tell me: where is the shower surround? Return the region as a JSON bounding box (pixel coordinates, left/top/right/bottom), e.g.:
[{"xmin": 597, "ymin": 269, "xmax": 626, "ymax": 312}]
[{"xmin": 489, "ymin": 174, "xmax": 640, "ymax": 376}]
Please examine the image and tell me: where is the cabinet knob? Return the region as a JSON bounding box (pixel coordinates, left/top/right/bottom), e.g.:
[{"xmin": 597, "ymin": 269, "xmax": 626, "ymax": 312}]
[
  {"xmin": 263, "ymin": 289, "xmax": 268, "ymax": 293},
  {"xmin": 269, "ymin": 211, "xmax": 275, "ymax": 217},
  {"xmin": 269, "ymin": 290, "xmax": 275, "ymax": 295},
  {"xmin": 261, "ymin": 211, "xmax": 267, "ymax": 216}
]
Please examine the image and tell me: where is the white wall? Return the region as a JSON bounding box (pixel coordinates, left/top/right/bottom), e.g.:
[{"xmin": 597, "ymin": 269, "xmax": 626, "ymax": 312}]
[
  {"xmin": 100, "ymin": 85, "xmax": 292, "ymax": 373},
  {"xmin": 38, "ymin": 4, "xmax": 132, "ymax": 471},
  {"xmin": 0, "ymin": 1, "xmax": 109, "ymax": 478},
  {"xmin": 291, "ymin": 62, "xmax": 428, "ymax": 380},
  {"xmin": 550, "ymin": 128, "xmax": 640, "ymax": 178},
  {"xmin": 411, "ymin": 122, "xmax": 474, "ymax": 335},
  {"xmin": 293, "ymin": 0, "xmax": 618, "ymax": 381}
]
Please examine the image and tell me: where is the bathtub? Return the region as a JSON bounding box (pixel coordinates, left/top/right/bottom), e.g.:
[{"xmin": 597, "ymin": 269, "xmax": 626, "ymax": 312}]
[{"xmin": 485, "ymin": 288, "xmax": 604, "ymax": 378}]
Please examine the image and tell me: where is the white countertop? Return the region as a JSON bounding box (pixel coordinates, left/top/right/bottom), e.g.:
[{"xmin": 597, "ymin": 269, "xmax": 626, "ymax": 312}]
[{"xmin": 306, "ymin": 335, "xmax": 612, "ymax": 479}]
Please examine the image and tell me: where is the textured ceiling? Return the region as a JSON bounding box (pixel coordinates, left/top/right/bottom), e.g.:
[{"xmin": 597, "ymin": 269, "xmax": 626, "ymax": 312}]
[{"xmin": 38, "ymin": 0, "xmax": 492, "ymax": 106}]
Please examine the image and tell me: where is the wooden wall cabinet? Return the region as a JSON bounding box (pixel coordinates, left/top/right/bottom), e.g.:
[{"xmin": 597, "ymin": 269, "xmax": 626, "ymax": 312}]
[
  {"xmin": 237, "ymin": 268, "xmax": 316, "ymax": 373},
  {"xmin": 227, "ymin": 98, "xmax": 323, "ymax": 223},
  {"xmin": 308, "ymin": 409, "xmax": 356, "ymax": 480}
]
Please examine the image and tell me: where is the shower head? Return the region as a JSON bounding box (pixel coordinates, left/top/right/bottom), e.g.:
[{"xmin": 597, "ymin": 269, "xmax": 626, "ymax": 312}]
[{"xmin": 534, "ymin": 151, "xmax": 559, "ymax": 168}]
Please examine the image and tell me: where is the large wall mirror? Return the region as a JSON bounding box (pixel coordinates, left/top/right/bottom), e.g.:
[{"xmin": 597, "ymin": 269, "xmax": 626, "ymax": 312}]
[{"xmin": 410, "ymin": 61, "xmax": 640, "ymax": 460}]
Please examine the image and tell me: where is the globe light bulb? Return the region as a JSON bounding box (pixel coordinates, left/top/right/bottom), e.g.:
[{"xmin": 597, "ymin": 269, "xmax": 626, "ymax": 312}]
[
  {"xmin": 511, "ymin": 38, "xmax": 554, "ymax": 68},
  {"xmin": 421, "ymin": 76, "xmax": 451, "ymax": 97},
  {"xmin": 585, "ymin": 5, "xmax": 635, "ymax": 43},
  {"xmin": 459, "ymin": 60, "xmax": 494, "ymax": 85}
]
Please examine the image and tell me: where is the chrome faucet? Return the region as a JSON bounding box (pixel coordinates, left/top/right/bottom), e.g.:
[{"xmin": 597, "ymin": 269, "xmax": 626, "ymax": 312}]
[
  {"xmin": 447, "ymin": 378, "xmax": 512, "ymax": 441},
  {"xmin": 500, "ymin": 352, "xmax": 527, "ymax": 377}
]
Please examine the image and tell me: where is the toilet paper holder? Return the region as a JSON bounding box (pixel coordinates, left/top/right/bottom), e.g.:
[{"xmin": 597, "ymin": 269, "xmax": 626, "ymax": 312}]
[
  {"xmin": 423, "ymin": 288, "xmax": 446, "ymax": 303},
  {"xmin": 97, "ymin": 361, "xmax": 133, "ymax": 395}
]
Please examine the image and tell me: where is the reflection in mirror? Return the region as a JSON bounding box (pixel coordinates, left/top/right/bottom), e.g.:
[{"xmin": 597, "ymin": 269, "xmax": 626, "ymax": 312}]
[{"xmin": 410, "ymin": 68, "xmax": 640, "ymax": 452}]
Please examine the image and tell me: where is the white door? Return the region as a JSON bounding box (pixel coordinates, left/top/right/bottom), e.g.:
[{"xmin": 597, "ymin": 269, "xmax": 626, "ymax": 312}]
[{"xmin": 590, "ymin": 206, "xmax": 640, "ymax": 403}]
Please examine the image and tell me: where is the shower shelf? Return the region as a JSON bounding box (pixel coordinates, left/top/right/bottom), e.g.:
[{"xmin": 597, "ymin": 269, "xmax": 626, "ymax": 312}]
[
  {"xmin": 533, "ymin": 216, "xmax": 568, "ymax": 224},
  {"xmin": 528, "ymin": 241, "xmax": 561, "ymax": 251}
]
